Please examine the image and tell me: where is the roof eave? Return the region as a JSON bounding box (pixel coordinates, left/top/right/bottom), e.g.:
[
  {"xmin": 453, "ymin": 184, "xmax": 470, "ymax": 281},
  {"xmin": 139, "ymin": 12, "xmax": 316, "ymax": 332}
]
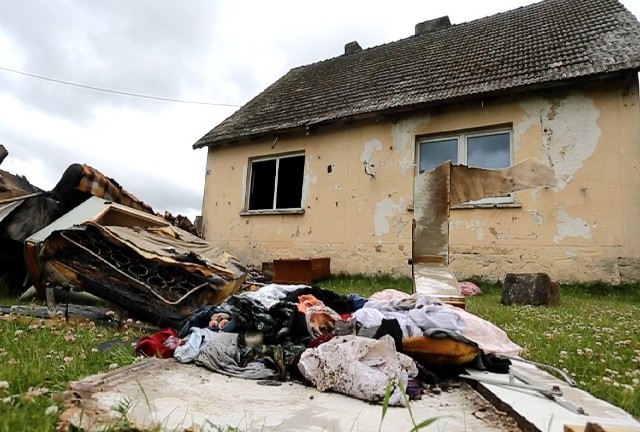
[{"xmin": 193, "ymin": 68, "xmax": 640, "ymax": 150}]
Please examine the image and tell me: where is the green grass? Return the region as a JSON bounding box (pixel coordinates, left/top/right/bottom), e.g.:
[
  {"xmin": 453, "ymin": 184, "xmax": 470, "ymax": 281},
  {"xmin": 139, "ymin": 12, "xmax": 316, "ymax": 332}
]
[
  {"xmin": 467, "ymin": 282, "xmax": 640, "ymax": 418},
  {"xmin": 0, "ymin": 312, "xmax": 140, "ymax": 431},
  {"xmin": 319, "ymin": 272, "xmax": 413, "ymax": 297},
  {"xmin": 0, "ymin": 277, "xmax": 638, "ymax": 431}
]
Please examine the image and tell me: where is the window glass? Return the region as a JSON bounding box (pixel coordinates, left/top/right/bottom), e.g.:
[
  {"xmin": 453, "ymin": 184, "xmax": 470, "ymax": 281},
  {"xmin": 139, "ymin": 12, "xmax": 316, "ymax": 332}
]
[
  {"xmin": 467, "ymin": 132, "xmax": 510, "ymax": 169},
  {"xmin": 419, "ymin": 138, "xmax": 458, "ymax": 173},
  {"xmin": 247, "ymin": 154, "xmax": 305, "ymax": 211}
]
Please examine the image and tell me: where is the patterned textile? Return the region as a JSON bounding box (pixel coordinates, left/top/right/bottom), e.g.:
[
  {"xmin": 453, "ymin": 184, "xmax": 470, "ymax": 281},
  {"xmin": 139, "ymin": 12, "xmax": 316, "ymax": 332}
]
[
  {"xmin": 76, "ymin": 164, "xmax": 154, "ymax": 214},
  {"xmin": 223, "ymin": 295, "xmax": 300, "ymax": 343},
  {"xmin": 248, "ymin": 340, "xmax": 307, "ymax": 379}
]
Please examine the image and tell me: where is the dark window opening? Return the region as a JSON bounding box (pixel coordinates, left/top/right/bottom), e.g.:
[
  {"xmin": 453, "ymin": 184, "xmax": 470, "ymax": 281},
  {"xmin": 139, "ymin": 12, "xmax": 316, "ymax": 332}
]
[{"xmin": 248, "ymin": 154, "xmax": 305, "ymax": 211}]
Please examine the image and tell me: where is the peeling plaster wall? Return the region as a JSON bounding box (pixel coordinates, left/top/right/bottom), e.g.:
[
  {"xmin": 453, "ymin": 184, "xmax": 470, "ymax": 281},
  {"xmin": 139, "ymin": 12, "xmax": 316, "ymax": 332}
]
[{"xmin": 201, "ymin": 74, "xmax": 640, "ymax": 283}]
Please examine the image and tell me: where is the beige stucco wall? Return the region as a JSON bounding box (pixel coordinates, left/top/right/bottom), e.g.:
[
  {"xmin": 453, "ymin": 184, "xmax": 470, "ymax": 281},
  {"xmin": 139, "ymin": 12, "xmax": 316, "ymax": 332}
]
[{"xmin": 200, "ymin": 74, "xmax": 640, "ymax": 283}]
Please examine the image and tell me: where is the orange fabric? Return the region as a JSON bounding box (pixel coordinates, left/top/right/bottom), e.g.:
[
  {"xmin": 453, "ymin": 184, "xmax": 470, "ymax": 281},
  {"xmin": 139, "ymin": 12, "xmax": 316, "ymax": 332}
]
[{"xmin": 298, "ymin": 294, "xmax": 324, "ymax": 313}]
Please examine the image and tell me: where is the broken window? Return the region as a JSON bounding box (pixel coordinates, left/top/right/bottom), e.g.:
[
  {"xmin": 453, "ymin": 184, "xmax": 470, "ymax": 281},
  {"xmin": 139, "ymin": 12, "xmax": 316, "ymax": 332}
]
[
  {"xmin": 417, "ymin": 128, "xmax": 513, "ymax": 204},
  {"xmin": 247, "ymin": 153, "xmax": 305, "ymax": 211}
]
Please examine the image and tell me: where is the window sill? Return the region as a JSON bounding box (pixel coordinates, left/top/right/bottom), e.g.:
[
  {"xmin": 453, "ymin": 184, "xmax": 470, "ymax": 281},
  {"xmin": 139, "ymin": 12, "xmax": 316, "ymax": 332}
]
[
  {"xmin": 240, "ymin": 208, "xmax": 305, "ymax": 216},
  {"xmin": 451, "ymin": 202, "xmax": 522, "ymax": 210}
]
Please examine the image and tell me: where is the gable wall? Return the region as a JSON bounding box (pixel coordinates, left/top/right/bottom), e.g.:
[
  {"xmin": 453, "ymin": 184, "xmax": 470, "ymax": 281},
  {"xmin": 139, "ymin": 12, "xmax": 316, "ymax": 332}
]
[{"xmin": 201, "ymin": 73, "xmax": 640, "ymax": 283}]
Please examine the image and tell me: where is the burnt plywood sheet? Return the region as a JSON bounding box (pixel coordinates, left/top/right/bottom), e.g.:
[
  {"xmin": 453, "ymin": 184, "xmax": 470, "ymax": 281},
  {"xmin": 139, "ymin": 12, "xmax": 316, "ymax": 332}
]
[{"xmin": 60, "ymin": 358, "xmax": 520, "ymax": 432}]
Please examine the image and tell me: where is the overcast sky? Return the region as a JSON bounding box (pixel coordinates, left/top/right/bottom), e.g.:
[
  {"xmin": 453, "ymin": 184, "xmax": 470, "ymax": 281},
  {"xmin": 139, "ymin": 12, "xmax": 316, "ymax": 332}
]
[{"xmin": 1, "ymin": 0, "xmax": 639, "ymax": 220}]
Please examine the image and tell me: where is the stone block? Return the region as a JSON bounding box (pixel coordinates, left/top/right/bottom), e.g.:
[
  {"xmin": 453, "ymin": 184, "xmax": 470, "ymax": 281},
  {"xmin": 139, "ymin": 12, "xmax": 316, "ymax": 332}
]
[{"xmin": 501, "ymin": 273, "xmax": 559, "ymax": 306}]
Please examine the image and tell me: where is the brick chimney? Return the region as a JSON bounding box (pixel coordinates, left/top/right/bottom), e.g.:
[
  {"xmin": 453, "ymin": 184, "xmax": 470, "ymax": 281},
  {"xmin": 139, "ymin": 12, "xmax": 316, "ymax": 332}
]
[
  {"xmin": 415, "ymin": 16, "xmax": 451, "ymax": 35},
  {"xmin": 344, "ymin": 41, "xmax": 362, "ymax": 55}
]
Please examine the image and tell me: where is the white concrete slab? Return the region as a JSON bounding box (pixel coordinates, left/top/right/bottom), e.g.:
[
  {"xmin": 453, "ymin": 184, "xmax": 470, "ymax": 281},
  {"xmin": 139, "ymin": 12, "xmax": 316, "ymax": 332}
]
[
  {"xmin": 61, "ymin": 358, "xmax": 520, "ymax": 432},
  {"xmin": 465, "ymin": 362, "xmax": 640, "ymax": 432}
]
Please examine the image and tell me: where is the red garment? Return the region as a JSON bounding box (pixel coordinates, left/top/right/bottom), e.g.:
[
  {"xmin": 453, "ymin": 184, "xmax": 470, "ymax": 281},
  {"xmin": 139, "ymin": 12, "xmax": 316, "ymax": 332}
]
[{"xmin": 135, "ymin": 328, "xmax": 182, "ymax": 358}]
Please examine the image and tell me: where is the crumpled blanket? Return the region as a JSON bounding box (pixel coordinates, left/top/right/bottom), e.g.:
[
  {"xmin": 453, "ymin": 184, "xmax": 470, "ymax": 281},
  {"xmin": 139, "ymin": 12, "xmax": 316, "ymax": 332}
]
[
  {"xmin": 360, "ymin": 294, "xmax": 521, "ymax": 356},
  {"xmin": 297, "ymin": 335, "xmax": 418, "ymax": 406},
  {"xmin": 196, "ymin": 332, "xmax": 278, "ymax": 380}
]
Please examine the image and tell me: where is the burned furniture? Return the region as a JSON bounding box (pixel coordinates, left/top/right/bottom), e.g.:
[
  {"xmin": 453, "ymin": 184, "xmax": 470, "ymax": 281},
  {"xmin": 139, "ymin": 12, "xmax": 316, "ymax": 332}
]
[{"xmin": 26, "ymin": 197, "xmax": 246, "ymax": 328}]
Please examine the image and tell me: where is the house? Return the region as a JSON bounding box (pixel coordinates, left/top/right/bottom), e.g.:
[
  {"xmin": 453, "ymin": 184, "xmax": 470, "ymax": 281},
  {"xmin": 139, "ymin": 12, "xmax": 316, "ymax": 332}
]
[{"xmin": 193, "ymin": 0, "xmax": 640, "ymax": 283}]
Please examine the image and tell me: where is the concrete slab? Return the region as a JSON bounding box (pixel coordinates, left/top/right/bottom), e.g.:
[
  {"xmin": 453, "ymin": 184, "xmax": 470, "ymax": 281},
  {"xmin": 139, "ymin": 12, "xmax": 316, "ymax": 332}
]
[
  {"xmin": 465, "ymin": 362, "xmax": 640, "ymax": 432},
  {"xmin": 60, "ymin": 358, "xmax": 520, "ymax": 432}
]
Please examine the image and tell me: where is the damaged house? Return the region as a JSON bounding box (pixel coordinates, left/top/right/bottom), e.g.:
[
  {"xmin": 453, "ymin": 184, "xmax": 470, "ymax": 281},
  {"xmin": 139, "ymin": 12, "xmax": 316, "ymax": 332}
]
[{"xmin": 193, "ymin": 0, "xmax": 640, "ymax": 284}]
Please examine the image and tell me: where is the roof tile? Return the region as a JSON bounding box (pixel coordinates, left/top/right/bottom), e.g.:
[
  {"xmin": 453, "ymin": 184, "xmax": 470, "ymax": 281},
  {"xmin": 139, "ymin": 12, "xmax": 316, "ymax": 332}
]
[{"xmin": 194, "ymin": 0, "xmax": 640, "ymax": 148}]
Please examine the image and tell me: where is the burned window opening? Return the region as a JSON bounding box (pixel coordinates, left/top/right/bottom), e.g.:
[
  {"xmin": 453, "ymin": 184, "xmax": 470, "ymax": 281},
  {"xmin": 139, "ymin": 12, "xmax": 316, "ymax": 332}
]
[{"xmin": 248, "ymin": 154, "xmax": 304, "ymax": 211}]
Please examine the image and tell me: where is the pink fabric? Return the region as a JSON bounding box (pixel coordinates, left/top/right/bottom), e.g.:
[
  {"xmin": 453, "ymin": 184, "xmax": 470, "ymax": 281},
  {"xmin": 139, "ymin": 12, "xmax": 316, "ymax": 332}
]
[
  {"xmin": 369, "ymin": 288, "xmax": 410, "ymax": 301},
  {"xmin": 459, "ymin": 281, "xmax": 482, "ymax": 297},
  {"xmin": 452, "ymin": 306, "xmax": 522, "ymax": 357}
]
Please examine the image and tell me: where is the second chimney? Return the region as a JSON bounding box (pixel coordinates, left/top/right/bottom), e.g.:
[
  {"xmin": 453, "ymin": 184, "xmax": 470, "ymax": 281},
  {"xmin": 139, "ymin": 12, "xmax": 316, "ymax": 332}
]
[
  {"xmin": 415, "ymin": 16, "xmax": 451, "ymax": 36},
  {"xmin": 344, "ymin": 41, "xmax": 363, "ymax": 55}
]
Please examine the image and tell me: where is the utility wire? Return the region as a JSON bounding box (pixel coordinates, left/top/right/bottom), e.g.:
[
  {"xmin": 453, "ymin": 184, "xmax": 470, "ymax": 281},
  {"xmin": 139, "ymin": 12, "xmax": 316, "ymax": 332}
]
[{"xmin": 0, "ymin": 65, "xmax": 241, "ymax": 107}]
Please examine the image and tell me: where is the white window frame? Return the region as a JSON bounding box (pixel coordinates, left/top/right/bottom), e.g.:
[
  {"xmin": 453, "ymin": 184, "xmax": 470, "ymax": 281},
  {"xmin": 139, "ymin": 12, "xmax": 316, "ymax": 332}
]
[
  {"xmin": 244, "ymin": 152, "xmax": 305, "ymax": 213},
  {"xmin": 417, "ymin": 128, "xmax": 514, "ymax": 205}
]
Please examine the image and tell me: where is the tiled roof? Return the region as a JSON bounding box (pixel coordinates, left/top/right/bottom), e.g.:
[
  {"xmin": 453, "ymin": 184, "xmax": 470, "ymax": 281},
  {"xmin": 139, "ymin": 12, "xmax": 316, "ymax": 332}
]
[{"xmin": 193, "ymin": 0, "xmax": 640, "ymax": 149}]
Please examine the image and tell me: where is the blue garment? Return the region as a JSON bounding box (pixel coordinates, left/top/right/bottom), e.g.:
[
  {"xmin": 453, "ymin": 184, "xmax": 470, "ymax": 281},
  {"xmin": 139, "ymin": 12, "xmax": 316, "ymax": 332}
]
[{"xmin": 346, "ymin": 294, "xmax": 368, "ymax": 311}]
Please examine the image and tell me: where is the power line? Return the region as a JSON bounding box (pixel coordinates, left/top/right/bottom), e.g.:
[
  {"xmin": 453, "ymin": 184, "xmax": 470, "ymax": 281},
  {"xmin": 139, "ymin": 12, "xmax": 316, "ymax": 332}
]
[{"xmin": 0, "ymin": 65, "xmax": 241, "ymax": 107}]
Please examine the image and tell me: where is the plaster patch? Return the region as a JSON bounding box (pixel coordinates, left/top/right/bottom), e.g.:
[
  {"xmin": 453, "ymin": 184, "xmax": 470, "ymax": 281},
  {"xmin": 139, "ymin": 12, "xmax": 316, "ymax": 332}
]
[
  {"xmin": 374, "ymin": 198, "xmax": 405, "ymax": 236},
  {"xmin": 360, "ymin": 139, "xmax": 382, "ymax": 164},
  {"xmin": 451, "ymin": 220, "xmax": 485, "ymax": 241},
  {"xmin": 518, "ymin": 94, "xmax": 601, "ymax": 190},
  {"xmin": 301, "ymin": 159, "xmax": 317, "ymax": 205},
  {"xmin": 529, "ymin": 210, "xmax": 543, "ymax": 226},
  {"xmin": 565, "ymin": 248, "xmax": 577, "ymax": 257},
  {"xmin": 554, "ymin": 207, "xmax": 592, "ymax": 243},
  {"xmin": 391, "ymin": 115, "xmax": 430, "ymax": 173}
]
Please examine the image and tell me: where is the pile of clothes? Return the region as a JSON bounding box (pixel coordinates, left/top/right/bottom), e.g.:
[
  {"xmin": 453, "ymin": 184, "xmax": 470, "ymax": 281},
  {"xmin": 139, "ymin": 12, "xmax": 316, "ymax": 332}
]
[{"xmin": 135, "ymin": 284, "xmax": 521, "ymax": 406}]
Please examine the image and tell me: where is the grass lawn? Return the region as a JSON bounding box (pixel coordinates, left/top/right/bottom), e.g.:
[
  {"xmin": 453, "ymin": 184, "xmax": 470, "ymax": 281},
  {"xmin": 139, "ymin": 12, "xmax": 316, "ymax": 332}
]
[{"xmin": 0, "ymin": 277, "xmax": 638, "ymax": 431}]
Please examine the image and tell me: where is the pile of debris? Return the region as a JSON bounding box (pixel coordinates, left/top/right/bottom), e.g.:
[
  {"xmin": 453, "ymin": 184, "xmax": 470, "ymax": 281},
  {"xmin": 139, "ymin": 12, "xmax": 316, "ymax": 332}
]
[{"xmin": 0, "ymin": 146, "xmax": 245, "ymax": 327}]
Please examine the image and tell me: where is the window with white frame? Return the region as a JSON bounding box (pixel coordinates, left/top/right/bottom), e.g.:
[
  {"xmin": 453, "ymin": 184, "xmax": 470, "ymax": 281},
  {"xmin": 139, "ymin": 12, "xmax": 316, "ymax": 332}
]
[
  {"xmin": 417, "ymin": 128, "xmax": 513, "ymax": 203},
  {"xmin": 246, "ymin": 153, "xmax": 305, "ymax": 211}
]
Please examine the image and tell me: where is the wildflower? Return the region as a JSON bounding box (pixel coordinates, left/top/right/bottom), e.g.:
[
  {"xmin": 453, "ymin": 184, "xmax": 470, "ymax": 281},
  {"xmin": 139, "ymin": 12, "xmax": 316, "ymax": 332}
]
[
  {"xmin": 0, "ymin": 381, "xmax": 8, "ymax": 390},
  {"xmin": 14, "ymin": 330, "xmax": 23, "ymax": 337},
  {"xmin": 45, "ymin": 405, "xmax": 59, "ymax": 415},
  {"xmin": 108, "ymin": 363, "xmax": 119, "ymax": 370},
  {"xmin": 91, "ymin": 348, "xmax": 99, "ymax": 353},
  {"xmin": 63, "ymin": 356, "xmax": 73, "ymax": 365},
  {"xmin": 64, "ymin": 334, "xmax": 76, "ymax": 342},
  {"xmin": 2, "ymin": 397, "xmax": 11, "ymax": 404}
]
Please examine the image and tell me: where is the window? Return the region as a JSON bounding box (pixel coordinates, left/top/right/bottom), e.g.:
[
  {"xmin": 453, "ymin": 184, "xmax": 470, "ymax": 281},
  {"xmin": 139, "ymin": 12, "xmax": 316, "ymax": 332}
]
[
  {"xmin": 417, "ymin": 128, "xmax": 513, "ymax": 204},
  {"xmin": 246, "ymin": 153, "xmax": 305, "ymax": 211}
]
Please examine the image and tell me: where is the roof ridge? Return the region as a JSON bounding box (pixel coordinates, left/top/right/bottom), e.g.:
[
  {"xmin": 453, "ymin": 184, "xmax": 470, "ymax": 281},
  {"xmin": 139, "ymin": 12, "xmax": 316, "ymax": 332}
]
[{"xmin": 194, "ymin": 0, "xmax": 640, "ymax": 149}]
